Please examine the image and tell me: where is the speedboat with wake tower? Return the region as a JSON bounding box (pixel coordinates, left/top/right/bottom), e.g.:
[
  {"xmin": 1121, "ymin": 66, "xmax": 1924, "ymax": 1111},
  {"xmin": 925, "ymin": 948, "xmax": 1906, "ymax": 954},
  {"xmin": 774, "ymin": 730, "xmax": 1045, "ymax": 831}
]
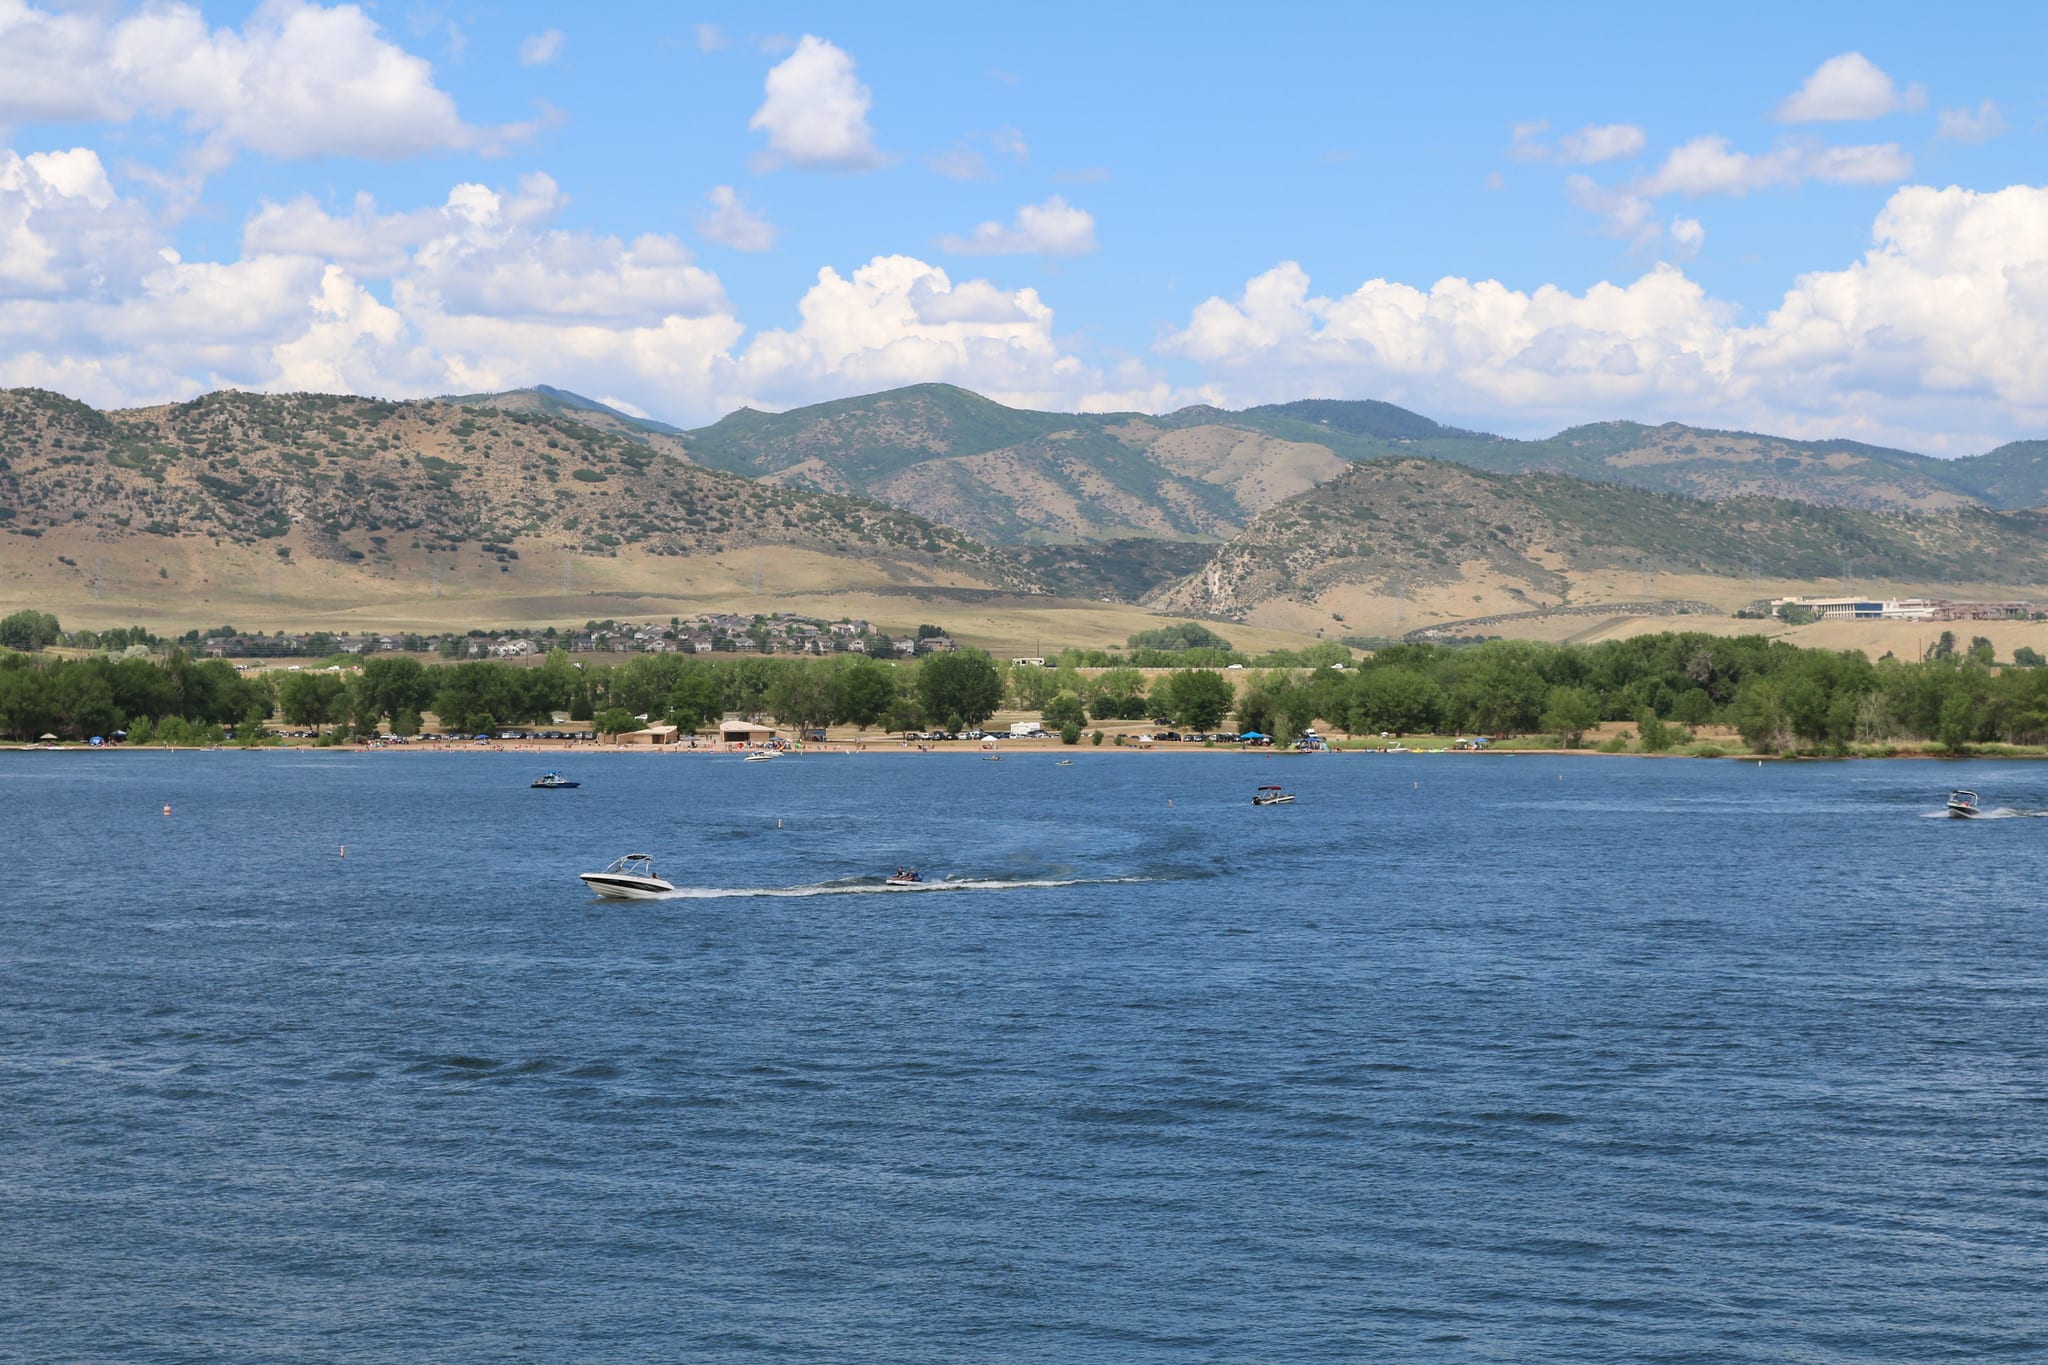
[
  {"xmin": 579, "ymin": 853, "xmax": 676, "ymax": 899},
  {"xmin": 1948, "ymin": 789, "xmax": 1982, "ymax": 818}
]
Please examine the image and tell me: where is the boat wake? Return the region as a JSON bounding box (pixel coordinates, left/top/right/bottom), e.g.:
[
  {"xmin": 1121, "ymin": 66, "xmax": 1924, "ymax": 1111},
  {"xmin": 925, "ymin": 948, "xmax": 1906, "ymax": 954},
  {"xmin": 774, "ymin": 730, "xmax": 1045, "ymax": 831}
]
[
  {"xmin": 652, "ymin": 875, "xmax": 1153, "ymax": 900},
  {"xmin": 1922, "ymin": 807, "xmax": 2048, "ymax": 819}
]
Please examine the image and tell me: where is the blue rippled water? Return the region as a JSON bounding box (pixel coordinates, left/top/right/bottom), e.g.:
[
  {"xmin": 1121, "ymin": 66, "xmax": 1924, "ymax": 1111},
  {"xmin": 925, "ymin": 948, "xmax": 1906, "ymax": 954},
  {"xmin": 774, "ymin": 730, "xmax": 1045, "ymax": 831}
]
[{"xmin": 3, "ymin": 749, "xmax": 2045, "ymax": 1361}]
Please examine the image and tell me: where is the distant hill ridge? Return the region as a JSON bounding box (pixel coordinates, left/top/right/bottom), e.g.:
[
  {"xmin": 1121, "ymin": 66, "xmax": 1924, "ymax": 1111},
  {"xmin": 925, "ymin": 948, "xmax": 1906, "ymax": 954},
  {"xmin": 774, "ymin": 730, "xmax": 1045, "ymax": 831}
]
[
  {"xmin": 1151, "ymin": 454, "xmax": 2048, "ymax": 623},
  {"xmin": 487, "ymin": 381, "xmax": 2048, "ymax": 543},
  {"xmin": 0, "ymin": 386, "xmax": 1029, "ymax": 589}
]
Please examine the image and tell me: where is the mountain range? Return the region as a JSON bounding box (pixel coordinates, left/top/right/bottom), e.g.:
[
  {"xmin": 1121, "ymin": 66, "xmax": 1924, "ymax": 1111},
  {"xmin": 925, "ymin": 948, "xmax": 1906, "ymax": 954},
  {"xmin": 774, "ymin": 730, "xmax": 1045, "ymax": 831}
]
[
  {"xmin": 6, "ymin": 380, "xmax": 2048, "ymax": 638},
  {"xmin": 533, "ymin": 381, "xmax": 2048, "ymax": 538}
]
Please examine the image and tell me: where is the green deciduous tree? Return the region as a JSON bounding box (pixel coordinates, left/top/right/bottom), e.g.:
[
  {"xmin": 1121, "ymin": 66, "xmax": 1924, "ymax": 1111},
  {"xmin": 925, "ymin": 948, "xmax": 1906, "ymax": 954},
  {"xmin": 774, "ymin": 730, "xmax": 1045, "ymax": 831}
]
[
  {"xmin": 665, "ymin": 664, "xmax": 725, "ymax": 732},
  {"xmin": 1042, "ymin": 691, "xmax": 1088, "ymax": 732},
  {"xmin": 279, "ymin": 671, "xmax": 348, "ymax": 730},
  {"xmin": 1163, "ymin": 668, "xmax": 1235, "ymax": 731},
  {"xmin": 1540, "ymin": 686, "xmax": 1601, "ymax": 747},
  {"xmin": 0, "ymin": 610, "xmax": 61, "ymax": 650},
  {"xmin": 915, "ymin": 650, "xmax": 1003, "ymax": 728},
  {"xmin": 353, "ymin": 656, "xmax": 434, "ymax": 729},
  {"xmin": 766, "ymin": 668, "xmax": 835, "ymax": 734},
  {"xmin": 1350, "ymin": 667, "xmax": 1443, "ymax": 735},
  {"xmin": 1732, "ymin": 678, "xmax": 1790, "ymax": 753},
  {"xmin": 831, "ymin": 658, "xmax": 897, "ymax": 731}
]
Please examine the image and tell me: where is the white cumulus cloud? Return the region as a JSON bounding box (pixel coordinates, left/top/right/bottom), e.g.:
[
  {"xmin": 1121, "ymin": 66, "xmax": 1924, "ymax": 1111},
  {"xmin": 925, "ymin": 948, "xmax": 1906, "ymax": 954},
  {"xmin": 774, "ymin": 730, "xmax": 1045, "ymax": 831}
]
[
  {"xmin": 1776, "ymin": 52, "xmax": 1925, "ymax": 123},
  {"xmin": 0, "ymin": 147, "xmax": 157, "ymax": 299},
  {"xmin": 1159, "ymin": 183, "xmax": 2048, "ymax": 451},
  {"xmin": 518, "ymin": 29, "xmax": 564, "ymax": 67},
  {"xmin": 0, "ymin": 1, "xmax": 523, "ymax": 171},
  {"xmin": 938, "ymin": 196, "xmax": 1098, "ymax": 256},
  {"xmin": 727, "ymin": 254, "xmax": 1167, "ymax": 414},
  {"xmin": 749, "ymin": 34, "xmax": 882, "ymax": 170},
  {"xmin": 0, "ymin": 2, "xmax": 129, "ymax": 124},
  {"xmin": 1559, "ymin": 123, "xmax": 1647, "ymax": 164},
  {"xmin": 696, "ymin": 185, "xmax": 778, "ymax": 252},
  {"xmin": 1638, "ymin": 135, "xmax": 1912, "ymax": 196},
  {"xmin": 1937, "ymin": 99, "xmax": 2006, "ymax": 143},
  {"xmin": 0, "ymin": 161, "xmax": 1159, "ymax": 424},
  {"xmin": 1513, "ymin": 120, "xmax": 1646, "ymax": 165}
]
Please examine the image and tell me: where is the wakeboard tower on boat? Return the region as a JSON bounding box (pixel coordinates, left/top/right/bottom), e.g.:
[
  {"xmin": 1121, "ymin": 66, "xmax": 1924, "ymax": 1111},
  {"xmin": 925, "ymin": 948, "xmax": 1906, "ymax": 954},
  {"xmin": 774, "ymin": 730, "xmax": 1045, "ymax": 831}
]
[
  {"xmin": 1948, "ymin": 789, "xmax": 1981, "ymax": 818},
  {"xmin": 579, "ymin": 853, "xmax": 675, "ymax": 899}
]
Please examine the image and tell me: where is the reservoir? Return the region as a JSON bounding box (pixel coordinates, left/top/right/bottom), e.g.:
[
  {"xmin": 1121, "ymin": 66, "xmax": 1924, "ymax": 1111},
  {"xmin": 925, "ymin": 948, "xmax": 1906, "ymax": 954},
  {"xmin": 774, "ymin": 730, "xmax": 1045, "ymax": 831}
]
[{"xmin": 3, "ymin": 750, "xmax": 2043, "ymax": 1360}]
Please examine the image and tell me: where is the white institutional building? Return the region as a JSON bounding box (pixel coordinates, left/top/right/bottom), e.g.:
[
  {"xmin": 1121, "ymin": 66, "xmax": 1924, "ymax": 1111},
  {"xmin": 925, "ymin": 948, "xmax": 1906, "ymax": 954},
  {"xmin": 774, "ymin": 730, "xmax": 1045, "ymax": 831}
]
[{"xmin": 1771, "ymin": 596, "xmax": 2034, "ymax": 621}]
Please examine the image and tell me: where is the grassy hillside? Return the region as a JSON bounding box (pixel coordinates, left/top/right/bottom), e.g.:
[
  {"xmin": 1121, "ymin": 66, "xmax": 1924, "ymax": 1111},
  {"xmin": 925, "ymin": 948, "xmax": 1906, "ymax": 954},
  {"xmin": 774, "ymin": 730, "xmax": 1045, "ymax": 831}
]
[
  {"xmin": 1154, "ymin": 455, "xmax": 2048, "ymax": 623},
  {"xmin": 0, "ymin": 387, "xmax": 1032, "ymax": 595},
  {"xmin": 1948, "ymin": 440, "xmax": 2048, "ymax": 509},
  {"xmin": 1006, "ymin": 538, "xmax": 1222, "ymax": 603}
]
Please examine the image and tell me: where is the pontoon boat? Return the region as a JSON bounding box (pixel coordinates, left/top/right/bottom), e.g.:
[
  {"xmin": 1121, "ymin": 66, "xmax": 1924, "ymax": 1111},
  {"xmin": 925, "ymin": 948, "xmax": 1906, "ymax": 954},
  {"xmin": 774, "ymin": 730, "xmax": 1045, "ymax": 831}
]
[{"xmin": 1252, "ymin": 785, "xmax": 1295, "ymax": 806}]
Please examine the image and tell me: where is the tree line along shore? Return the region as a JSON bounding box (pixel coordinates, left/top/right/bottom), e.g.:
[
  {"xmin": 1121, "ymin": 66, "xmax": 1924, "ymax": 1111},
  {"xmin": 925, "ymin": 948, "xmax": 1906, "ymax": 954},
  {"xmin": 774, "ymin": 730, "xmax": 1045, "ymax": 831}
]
[{"xmin": 5, "ymin": 608, "xmax": 2048, "ymax": 757}]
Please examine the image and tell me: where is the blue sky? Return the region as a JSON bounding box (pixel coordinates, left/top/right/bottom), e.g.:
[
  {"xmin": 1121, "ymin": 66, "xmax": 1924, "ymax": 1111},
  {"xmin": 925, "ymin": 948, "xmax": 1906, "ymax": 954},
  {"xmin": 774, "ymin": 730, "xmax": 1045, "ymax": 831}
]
[{"xmin": 1, "ymin": 1, "xmax": 2044, "ymax": 452}]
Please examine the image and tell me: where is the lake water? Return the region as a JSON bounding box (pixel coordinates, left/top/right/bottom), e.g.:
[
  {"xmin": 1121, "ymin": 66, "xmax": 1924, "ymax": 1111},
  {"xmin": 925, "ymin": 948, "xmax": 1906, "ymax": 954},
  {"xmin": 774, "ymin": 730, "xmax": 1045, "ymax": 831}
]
[{"xmin": 3, "ymin": 749, "xmax": 2045, "ymax": 1361}]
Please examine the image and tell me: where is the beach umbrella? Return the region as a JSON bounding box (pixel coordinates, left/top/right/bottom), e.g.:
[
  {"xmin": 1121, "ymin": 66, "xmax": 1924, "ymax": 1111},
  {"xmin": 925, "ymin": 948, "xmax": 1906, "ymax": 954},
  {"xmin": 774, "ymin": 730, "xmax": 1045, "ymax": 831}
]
[{"xmin": 38, "ymin": 732, "xmax": 57, "ymax": 741}]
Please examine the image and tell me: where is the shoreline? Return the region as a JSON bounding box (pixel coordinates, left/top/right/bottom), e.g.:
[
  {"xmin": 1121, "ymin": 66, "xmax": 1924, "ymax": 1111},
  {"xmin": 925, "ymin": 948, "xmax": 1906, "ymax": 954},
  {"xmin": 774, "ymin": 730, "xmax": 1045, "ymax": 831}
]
[{"xmin": 0, "ymin": 739, "xmax": 2011, "ymax": 760}]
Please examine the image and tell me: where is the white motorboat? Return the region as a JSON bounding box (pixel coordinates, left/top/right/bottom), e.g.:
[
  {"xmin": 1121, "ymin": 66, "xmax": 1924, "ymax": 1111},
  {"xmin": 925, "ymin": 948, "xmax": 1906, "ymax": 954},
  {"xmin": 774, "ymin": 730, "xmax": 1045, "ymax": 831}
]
[
  {"xmin": 1252, "ymin": 785, "xmax": 1296, "ymax": 806},
  {"xmin": 579, "ymin": 853, "xmax": 676, "ymax": 899},
  {"xmin": 885, "ymin": 868, "xmax": 924, "ymax": 886},
  {"xmin": 1947, "ymin": 789, "xmax": 1981, "ymax": 819},
  {"xmin": 743, "ymin": 749, "xmax": 780, "ymax": 762},
  {"xmin": 531, "ymin": 771, "xmax": 580, "ymax": 789}
]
